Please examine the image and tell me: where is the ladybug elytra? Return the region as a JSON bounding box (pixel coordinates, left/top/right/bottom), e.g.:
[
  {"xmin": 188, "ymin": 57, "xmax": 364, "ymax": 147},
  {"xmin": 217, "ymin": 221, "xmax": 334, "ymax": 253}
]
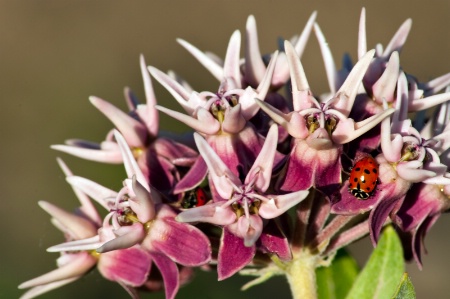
[{"xmin": 348, "ymin": 155, "xmax": 379, "ymax": 200}]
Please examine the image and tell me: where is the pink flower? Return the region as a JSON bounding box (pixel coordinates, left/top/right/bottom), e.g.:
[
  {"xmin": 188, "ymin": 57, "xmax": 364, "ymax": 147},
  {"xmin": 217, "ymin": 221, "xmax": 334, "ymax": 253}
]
[
  {"xmin": 257, "ymin": 41, "xmax": 394, "ymax": 194},
  {"xmin": 177, "ymin": 125, "xmax": 308, "ymax": 279}
]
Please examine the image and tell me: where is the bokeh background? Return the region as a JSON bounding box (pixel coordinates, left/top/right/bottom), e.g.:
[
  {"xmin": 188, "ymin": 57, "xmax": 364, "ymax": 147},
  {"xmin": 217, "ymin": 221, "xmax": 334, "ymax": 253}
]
[{"xmin": 2, "ymin": 1, "xmax": 450, "ymax": 298}]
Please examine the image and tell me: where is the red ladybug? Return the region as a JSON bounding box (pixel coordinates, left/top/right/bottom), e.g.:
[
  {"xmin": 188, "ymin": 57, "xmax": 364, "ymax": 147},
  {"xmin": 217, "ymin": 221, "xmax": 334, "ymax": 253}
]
[
  {"xmin": 348, "ymin": 155, "xmax": 379, "ymax": 200},
  {"xmin": 181, "ymin": 187, "xmax": 208, "ymax": 208}
]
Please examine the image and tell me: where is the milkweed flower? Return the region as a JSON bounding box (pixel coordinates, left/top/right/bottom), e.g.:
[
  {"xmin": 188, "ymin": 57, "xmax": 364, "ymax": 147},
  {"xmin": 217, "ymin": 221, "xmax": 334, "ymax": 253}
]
[
  {"xmin": 257, "ymin": 41, "xmax": 394, "ymax": 194},
  {"xmin": 177, "ymin": 125, "xmax": 309, "ymax": 279},
  {"xmin": 51, "ymin": 56, "xmax": 197, "ymax": 198}
]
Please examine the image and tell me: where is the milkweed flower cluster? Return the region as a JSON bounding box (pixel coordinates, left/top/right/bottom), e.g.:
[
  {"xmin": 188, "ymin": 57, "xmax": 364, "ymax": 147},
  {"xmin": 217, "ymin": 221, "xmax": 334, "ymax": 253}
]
[{"xmin": 20, "ymin": 8, "xmax": 450, "ymax": 299}]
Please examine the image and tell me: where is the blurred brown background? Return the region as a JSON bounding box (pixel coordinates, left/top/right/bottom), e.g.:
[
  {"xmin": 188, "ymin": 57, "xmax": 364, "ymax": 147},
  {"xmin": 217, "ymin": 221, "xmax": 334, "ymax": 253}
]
[{"xmin": 1, "ymin": 1, "xmax": 449, "ymax": 298}]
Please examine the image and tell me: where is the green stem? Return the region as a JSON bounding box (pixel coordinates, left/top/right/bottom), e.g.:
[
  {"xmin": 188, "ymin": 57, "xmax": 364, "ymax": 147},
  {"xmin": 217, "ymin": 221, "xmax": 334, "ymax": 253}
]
[{"xmin": 286, "ymin": 250, "xmax": 318, "ymax": 299}]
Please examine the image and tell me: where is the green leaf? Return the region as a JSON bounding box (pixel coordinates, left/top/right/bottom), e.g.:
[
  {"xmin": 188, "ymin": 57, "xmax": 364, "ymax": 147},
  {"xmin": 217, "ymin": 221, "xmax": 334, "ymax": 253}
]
[
  {"xmin": 316, "ymin": 249, "xmax": 360, "ymax": 299},
  {"xmin": 391, "ymin": 273, "xmax": 416, "ymax": 299},
  {"xmin": 345, "ymin": 226, "xmax": 404, "ymax": 299}
]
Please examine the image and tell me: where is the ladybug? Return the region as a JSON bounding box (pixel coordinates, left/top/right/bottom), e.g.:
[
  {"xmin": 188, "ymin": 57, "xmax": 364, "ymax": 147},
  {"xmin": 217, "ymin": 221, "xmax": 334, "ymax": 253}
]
[
  {"xmin": 348, "ymin": 155, "xmax": 379, "ymax": 200},
  {"xmin": 181, "ymin": 187, "xmax": 208, "ymax": 208}
]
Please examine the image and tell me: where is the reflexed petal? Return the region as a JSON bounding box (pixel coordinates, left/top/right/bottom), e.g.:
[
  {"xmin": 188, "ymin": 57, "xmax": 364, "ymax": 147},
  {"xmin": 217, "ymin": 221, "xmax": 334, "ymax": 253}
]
[
  {"xmin": 258, "ymin": 221, "xmax": 292, "ymax": 260},
  {"xmin": 66, "ymin": 176, "xmax": 117, "ymax": 210},
  {"xmin": 51, "ymin": 143, "xmax": 123, "ymax": 164},
  {"xmin": 369, "ymin": 194, "xmax": 404, "ymax": 245},
  {"xmin": 98, "ymin": 246, "xmax": 151, "ymax": 287},
  {"xmin": 177, "ymin": 38, "xmax": 224, "ymax": 82},
  {"xmin": 151, "ymin": 252, "xmax": 179, "ymax": 299},
  {"xmin": 89, "ymin": 96, "xmax": 147, "ymax": 147},
  {"xmin": 18, "ymin": 252, "xmax": 96, "ymax": 289},
  {"xmin": 137, "ymin": 55, "xmax": 159, "ymax": 136},
  {"xmin": 218, "ymin": 228, "xmax": 255, "ymax": 280},
  {"xmin": 148, "ymin": 216, "xmax": 211, "ymax": 266},
  {"xmin": 174, "ymin": 157, "xmax": 208, "ymax": 194},
  {"xmin": 38, "ymin": 201, "xmax": 97, "ymax": 239},
  {"xmin": 19, "ymin": 278, "xmax": 79, "ymax": 299}
]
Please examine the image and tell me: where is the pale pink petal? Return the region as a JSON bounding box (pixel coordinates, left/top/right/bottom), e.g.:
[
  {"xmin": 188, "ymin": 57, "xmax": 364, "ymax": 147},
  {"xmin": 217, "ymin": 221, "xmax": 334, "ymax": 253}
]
[
  {"xmin": 89, "ymin": 96, "xmax": 147, "ymax": 147},
  {"xmin": 222, "ymin": 104, "xmax": 246, "ymax": 134},
  {"xmin": 176, "ymin": 201, "xmax": 236, "ymax": 224},
  {"xmin": 358, "ymin": 8, "xmax": 367, "ymax": 59},
  {"xmin": 314, "ymin": 23, "xmax": 337, "ymax": 94},
  {"xmin": 47, "ymin": 235, "xmax": 102, "ymax": 252},
  {"xmin": 149, "ymin": 66, "xmax": 194, "ymax": 114},
  {"xmin": 372, "ymin": 52, "xmax": 400, "ymax": 103},
  {"xmin": 51, "ymin": 143, "xmax": 123, "ymax": 164},
  {"xmin": 177, "ymin": 38, "xmax": 224, "ymax": 82},
  {"xmin": 272, "ymin": 12, "xmax": 316, "ymax": 87},
  {"xmin": 130, "ymin": 176, "xmax": 156, "ymax": 223},
  {"xmin": 245, "ymin": 124, "xmax": 278, "ymax": 192},
  {"xmin": 333, "ymin": 49, "xmax": 375, "ymax": 116},
  {"xmin": 244, "ymin": 15, "xmax": 266, "ymax": 87},
  {"xmin": 97, "ymin": 223, "xmax": 146, "ymax": 253},
  {"xmin": 18, "ymin": 252, "xmax": 96, "ymax": 289},
  {"xmin": 38, "ymin": 201, "xmax": 97, "ymax": 240},
  {"xmin": 56, "ymin": 158, "xmax": 101, "ymax": 226},
  {"xmin": 19, "ymin": 277, "xmax": 79, "ymax": 299},
  {"xmin": 137, "ymin": 55, "xmax": 159, "ymax": 136},
  {"xmin": 397, "ymin": 162, "xmax": 436, "ymax": 182},
  {"xmin": 223, "ymin": 30, "xmax": 242, "ymax": 88},
  {"xmin": 382, "ymin": 19, "xmax": 412, "ymax": 57},
  {"xmin": 156, "ymin": 105, "xmax": 220, "ymax": 135},
  {"xmin": 65, "ymin": 176, "xmax": 116, "ymax": 210},
  {"xmin": 259, "ymin": 190, "xmax": 309, "ymax": 219},
  {"xmin": 114, "ymin": 130, "xmax": 148, "ymax": 187}
]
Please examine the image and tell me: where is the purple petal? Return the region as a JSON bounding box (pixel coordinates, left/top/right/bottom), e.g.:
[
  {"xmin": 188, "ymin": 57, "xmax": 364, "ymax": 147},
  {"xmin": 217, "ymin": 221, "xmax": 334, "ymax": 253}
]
[
  {"xmin": 145, "ymin": 206, "xmax": 211, "ymax": 266},
  {"xmin": 218, "ymin": 228, "xmax": 255, "ymax": 280},
  {"xmin": 174, "ymin": 157, "xmax": 208, "ymax": 194},
  {"xmin": 258, "ymin": 221, "xmax": 292, "ymax": 261},
  {"xmin": 369, "ymin": 194, "xmax": 404, "ymax": 245},
  {"xmin": 412, "ymin": 214, "xmax": 439, "ymax": 270},
  {"xmin": 98, "ymin": 246, "xmax": 152, "ymax": 287},
  {"xmin": 153, "ymin": 137, "xmax": 197, "ymax": 164},
  {"xmin": 150, "ymin": 252, "xmax": 179, "ymax": 299},
  {"xmin": 279, "ymin": 139, "xmax": 341, "ymax": 194}
]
